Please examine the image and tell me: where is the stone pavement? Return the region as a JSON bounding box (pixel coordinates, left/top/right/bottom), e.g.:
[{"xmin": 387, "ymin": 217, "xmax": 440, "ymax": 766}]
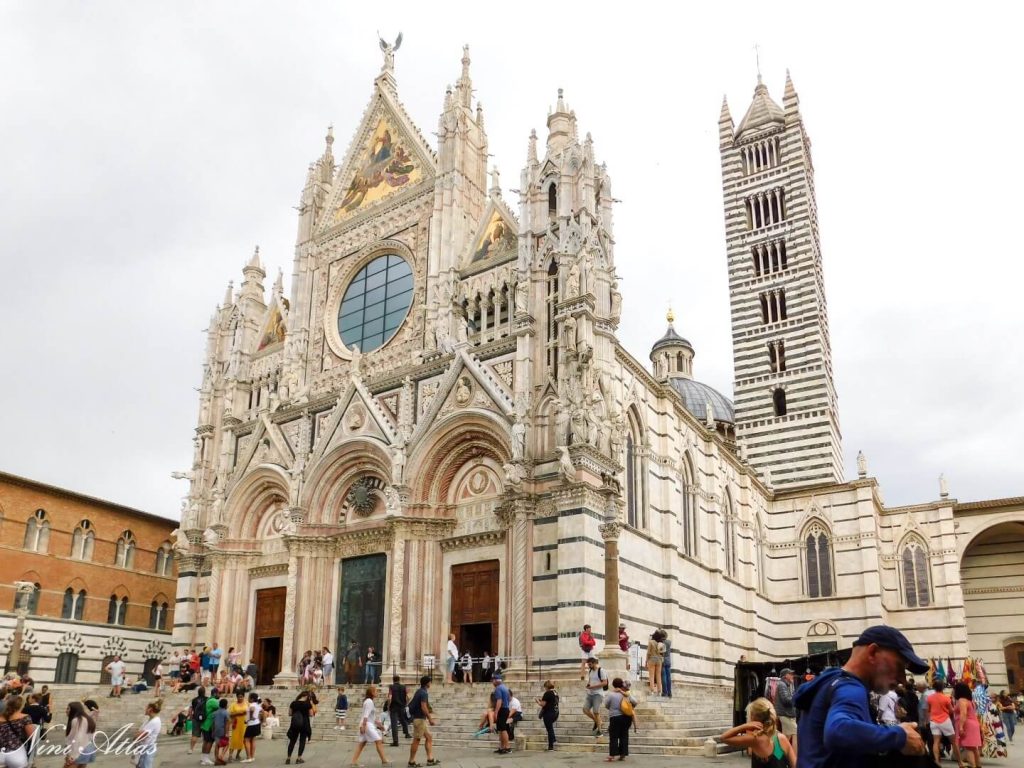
[{"xmin": 32, "ymin": 732, "xmax": 1024, "ymax": 768}]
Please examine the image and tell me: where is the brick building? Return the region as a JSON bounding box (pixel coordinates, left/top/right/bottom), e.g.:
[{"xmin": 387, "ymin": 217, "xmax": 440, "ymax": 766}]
[{"xmin": 0, "ymin": 471, "xmax": 177, "ymax": 684}]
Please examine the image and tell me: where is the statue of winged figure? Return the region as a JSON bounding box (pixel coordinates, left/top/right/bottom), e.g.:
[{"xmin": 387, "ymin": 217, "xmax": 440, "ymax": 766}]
[{"xmin": 378, "ymin": 31, "xmax": 403, "ymax": 72}]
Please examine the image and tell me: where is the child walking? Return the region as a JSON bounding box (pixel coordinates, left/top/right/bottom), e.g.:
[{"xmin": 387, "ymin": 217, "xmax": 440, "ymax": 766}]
[{"xmin": 334, "ymin": 687, "xmax": 349, "ymax": 730}]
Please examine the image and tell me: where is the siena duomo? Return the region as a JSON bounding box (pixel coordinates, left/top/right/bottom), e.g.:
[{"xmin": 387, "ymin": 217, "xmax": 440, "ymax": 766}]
[{"xmin": 162, "ymin": 43, "xmax": 1023, "ymax": 692}]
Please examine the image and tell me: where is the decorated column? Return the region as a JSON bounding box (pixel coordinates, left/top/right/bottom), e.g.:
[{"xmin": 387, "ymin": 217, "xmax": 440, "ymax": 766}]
[
  {"xmin": 388, "ymin": 525, "xmax": 406, "ymax": 668},
  {"xmin": 278, "ymin": 551, "xmax": 299, "ymax": 682},
  {"xmin": 508, "ymin": 499, "xmax": 533, "ymax": 658},
  {"xmin": 599, "ymin": 489, "xmax": 628, "ymax": 675}
]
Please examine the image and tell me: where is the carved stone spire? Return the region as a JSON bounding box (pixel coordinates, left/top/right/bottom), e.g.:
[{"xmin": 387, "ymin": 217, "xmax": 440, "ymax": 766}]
[{"xmin": 490, "ymin": 166, "xmax": 501, "ymax": 198}]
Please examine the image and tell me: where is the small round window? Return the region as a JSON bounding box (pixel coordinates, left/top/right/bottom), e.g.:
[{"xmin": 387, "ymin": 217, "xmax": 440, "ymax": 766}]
[{"xmin": 337, "ymin": 254, "xmax": 413, "ymax": 353}]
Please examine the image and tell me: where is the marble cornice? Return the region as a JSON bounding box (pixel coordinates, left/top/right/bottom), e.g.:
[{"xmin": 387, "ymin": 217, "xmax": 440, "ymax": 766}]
[
  {"xmin": 962, "ymin": 585, "xmax": 1024, "ymax": 596},
  {"xmin": 248, "ymin": 563, "xmax": 288, "ymax": 579},
  {"xmin": 440, "ymin": 530, "xmax": 505, "ymax": 552}
]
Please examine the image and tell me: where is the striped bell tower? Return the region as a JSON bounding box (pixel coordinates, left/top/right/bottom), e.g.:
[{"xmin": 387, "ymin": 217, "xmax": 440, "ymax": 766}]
[{"xmin": 719, "ymin": 72, "xmax": 843, "ymax": 489}]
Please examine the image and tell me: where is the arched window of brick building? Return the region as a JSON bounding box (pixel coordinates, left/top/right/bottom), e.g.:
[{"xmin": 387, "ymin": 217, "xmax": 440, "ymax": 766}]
[
  {"xmin": 71, "ymin": 520, "xmax": 95, "ymax": 560},
  {"xmin": 155, "ymin": 543, "xmax": 173, "ymax": 577},
  {"xmin": 23, "ymin": 509, "xmax": 50, "ymax": 553},
  {"xmin": 115, "ymin": 531, "xmax": 136, "ymax": 569},
  {"xmin": 63, "ymin": 588, "xmax": 87, "ymax": 620},
  {"xmin": 108, "ymin": 593, "xmax": 129, "ymax": 625},
  {"xmin": 148, "ymin": 600, "xmax": 169, "ymax": 630}
]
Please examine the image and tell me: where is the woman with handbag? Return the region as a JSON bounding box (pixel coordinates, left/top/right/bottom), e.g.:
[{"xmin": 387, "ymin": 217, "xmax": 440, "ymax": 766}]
[
  {"xmin": 347, "ymin": 685, "xmax": 389, "ymax": 767},
  {"xmin": 536, "ymin": 679, "xmax": 559, "ymax": 751}
]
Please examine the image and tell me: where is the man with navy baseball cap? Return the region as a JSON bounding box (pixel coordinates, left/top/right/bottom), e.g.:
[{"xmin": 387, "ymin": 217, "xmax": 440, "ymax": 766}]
[{"xmin": 794, "ymin": 625, "xmax": 928, "ymax": 767}]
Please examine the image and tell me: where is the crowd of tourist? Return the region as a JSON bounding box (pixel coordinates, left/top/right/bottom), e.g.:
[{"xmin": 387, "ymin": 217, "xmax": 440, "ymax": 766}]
[{"xmin": 2, "ymin": 624, "xmax": 1022, "ymax": 767}]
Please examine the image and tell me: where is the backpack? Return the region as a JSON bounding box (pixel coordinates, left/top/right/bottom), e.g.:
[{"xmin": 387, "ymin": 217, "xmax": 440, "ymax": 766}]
[
  {"xmin": 598, "ymin": 667, "xmax": 609, "ymax": 691},
  {"xmin": 619, "ymin": 694, "xmax": 635, "ymax": 718}
]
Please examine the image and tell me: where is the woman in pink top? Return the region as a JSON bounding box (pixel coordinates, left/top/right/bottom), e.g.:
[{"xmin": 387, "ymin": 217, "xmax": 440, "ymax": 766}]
[
  {"xmin": 928, "ymin": 681, "xmax": 962, "ymax": 767},
  {"xmin": 952, "ymin": 683, "xmax": 982, "ymax": 767}
]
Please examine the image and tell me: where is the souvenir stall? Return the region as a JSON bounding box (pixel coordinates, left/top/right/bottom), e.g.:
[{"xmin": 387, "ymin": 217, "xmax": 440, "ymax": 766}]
[
  {"xmin": 923, "ymin": 656, "xmax": 1008, "ymax": 760},
  {"xmin": 733, "ymin": 648, "xmax": 851, "ymax": 726}
]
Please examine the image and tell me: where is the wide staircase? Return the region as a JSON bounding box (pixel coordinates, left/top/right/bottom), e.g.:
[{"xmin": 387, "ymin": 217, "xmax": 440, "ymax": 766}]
[{"xmin": 45, "ymin": 678, "xmax": 734, "ymax": 757}]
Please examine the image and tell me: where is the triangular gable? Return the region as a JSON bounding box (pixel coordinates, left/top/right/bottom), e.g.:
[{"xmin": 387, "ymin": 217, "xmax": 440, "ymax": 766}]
[
  {"xmin": 307, "ymin": 375, "xmax": 399, "ymax": 467},
  {"xmin": 408, "ymin": 348, "xmax": 515, "ymax": 450},
  {"xmin": 318, "ymin": 84, "xmax": 437, "ymax": 235},
  {"xmin": 229, "ymin": 415, "xmax": 298, "ymax": 487},
  {"xmin": 255, "ymin": 299, "xmax": 287, "ymax": 352},
  {"xmin": 466, "ymin": 201, "xmax": 518, "ymax": 266}
]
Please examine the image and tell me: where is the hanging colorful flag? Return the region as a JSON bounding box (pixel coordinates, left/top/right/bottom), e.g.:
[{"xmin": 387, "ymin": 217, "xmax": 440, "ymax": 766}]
[{"xmin": 936, "ymin": 658, "xmax": 946, "ymax": 682}]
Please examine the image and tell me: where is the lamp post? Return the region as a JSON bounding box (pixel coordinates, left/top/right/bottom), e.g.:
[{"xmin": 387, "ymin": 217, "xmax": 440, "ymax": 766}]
[{"xmin": 9, "ymin": 581, "xmax": 35, "ymax": 675}]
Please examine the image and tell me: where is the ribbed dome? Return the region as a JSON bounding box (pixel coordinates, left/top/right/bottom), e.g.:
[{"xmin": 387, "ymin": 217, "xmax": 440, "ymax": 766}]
[
  {"xmin": 669, "ymin": 378, "xmax": 735, "ymax": 424},
  {"xmin": 735, "ymin": 80, "xmax": 784, "ymax": 138},
  {"xmin": 651, "ymin": 324, "xmax": 693, "ymax": 354}
]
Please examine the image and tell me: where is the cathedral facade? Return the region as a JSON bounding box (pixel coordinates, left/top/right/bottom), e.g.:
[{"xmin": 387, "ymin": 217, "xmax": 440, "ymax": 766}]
[{"xmin": 172, "ymin": 46, "xmax": 1024, "ymax": 691}]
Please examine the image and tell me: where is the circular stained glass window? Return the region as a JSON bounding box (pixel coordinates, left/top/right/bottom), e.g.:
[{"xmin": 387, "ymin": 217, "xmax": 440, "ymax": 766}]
[{"xmin": 337, "ymin": 254, "xmax": 414, "ymax": 353}]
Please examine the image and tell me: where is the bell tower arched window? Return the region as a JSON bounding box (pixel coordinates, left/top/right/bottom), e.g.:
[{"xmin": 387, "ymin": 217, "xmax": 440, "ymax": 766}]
[
  {"xmin": 548, "ymin": 182, "xmax": 557, "ymax": 220},
  {"xmin": 901, "ymin": 537, "xmax": 932, "ymax": 607},
  {"xmin": 803, "ymin": 522, "xmax": 834, "ymax": 598},
  {"xmin": 773, "ymin": 388, "xmax": 787, "ymax": 417}
]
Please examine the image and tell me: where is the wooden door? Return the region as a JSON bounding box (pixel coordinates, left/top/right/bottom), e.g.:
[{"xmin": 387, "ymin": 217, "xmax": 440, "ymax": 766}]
[
  {"xmin": 253, "ymin": 587, "xmax": 285, "ymax": 684},
  {"xmin": 1005, "ymin": 642, "xmax": 1024, "ymax": 691},
  {"xmin": 450, "ymin": 560, "xmax": 500, "ymax": 649}
]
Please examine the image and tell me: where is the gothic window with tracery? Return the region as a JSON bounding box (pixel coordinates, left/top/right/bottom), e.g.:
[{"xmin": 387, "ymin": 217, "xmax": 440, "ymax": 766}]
[
  {"xmin": 681, "ymin": 454, "xmax": 699, "ymax": 558},
  {"xmin": 723, "ymin": 490, "xmax": 737, "ymax": 577},
  {"xmin": 625, "ymin": 409, "xmax": 646, "ymax": 530},
  {"xmin": 804, "ymin": 522, "xmax": 834, "ymax": 598},
  {"xmin": 901, "ymin": 537, "xmax": 932, "ymax": 608}
]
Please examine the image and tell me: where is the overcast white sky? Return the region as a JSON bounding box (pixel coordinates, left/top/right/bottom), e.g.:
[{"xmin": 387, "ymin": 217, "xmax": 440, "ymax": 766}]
[{"xmin": 1, "ymin": 1, "xmax": 1021, "ymax": 519}]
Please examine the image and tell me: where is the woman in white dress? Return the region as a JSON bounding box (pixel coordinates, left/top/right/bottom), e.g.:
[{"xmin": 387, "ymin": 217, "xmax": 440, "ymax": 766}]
[{"xmin": 348, "ymin": 686, "xmax": 389, "ymax": 767}]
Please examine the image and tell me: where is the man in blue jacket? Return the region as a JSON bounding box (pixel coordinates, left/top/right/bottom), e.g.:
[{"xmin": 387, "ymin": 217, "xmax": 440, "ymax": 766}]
[{"xmin": 794, "ymin": 626, "xmax": 928, "ymax": 768}]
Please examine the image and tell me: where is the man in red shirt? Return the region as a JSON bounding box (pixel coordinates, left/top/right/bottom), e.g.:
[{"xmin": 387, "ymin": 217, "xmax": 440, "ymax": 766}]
[{"xmin": 579, "ymin": 624, "xmax": 596, "ymax": 679}]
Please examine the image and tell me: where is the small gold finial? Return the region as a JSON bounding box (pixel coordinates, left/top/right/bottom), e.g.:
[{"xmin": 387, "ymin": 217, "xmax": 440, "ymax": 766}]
[{"xmin": 666, "ymin": 306, "xmax": 675, "ymax": 324}]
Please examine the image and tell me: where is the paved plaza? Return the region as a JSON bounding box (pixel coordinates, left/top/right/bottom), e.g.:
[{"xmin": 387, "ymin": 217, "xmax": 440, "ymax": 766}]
[{"xmin": 29, "ymin": 726, "xmax": 1024, "ymax": 768}]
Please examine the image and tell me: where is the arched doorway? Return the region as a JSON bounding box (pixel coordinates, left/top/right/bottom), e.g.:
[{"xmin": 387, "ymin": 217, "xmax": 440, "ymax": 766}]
[
  {"xmin": 55, "ymin": 652, "xmax": 79, "ymax": 684},
  {"xmin": 142, "ymin": 658, "xmax": 160, "ymax": 686},
  {"xmin": 1004, "ymin": 640, "xmax": 1024, "ymax": 693},
  {"xmin": 99, "ymin": 655, "xmax": 116, "ymax": 685},
  {"xmin": 960, "ymin": 520, "xmax": 1024, "ymax": 690}
]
